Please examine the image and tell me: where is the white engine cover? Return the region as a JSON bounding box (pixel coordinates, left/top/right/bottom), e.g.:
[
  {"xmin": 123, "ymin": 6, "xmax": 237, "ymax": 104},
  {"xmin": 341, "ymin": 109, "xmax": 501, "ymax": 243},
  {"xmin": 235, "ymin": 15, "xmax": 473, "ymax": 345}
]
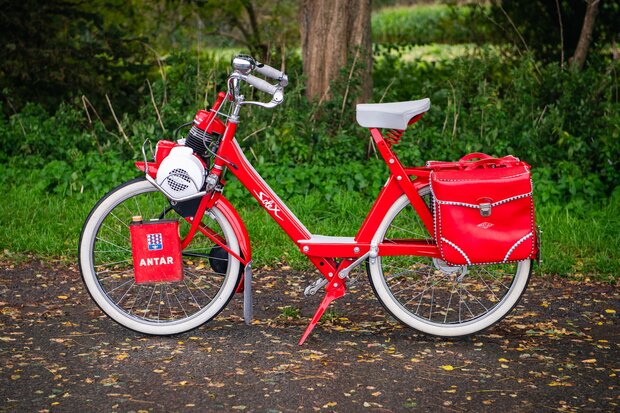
[{"xmin": 156, "ymin": 146, "xmax": 205, "ymax": 198}]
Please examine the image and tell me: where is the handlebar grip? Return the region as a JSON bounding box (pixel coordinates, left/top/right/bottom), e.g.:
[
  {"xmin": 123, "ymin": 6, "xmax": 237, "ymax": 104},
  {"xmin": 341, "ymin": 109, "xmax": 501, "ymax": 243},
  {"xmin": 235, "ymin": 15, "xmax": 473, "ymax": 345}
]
[
  {"xmin": 245, "ymin": 74, "xmax": 280, "ymax": 95},
  {"xmin": 255, "ymin": 64, "xmax": 288, "ymax": 86}
]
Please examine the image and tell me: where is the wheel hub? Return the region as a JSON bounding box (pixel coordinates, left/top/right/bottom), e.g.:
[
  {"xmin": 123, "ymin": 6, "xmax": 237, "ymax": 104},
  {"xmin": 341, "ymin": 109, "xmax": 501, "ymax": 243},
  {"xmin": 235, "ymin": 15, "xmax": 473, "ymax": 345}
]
[{"xmin": 432, "ymin": 258, "xmax": 467, "ymax": 281}]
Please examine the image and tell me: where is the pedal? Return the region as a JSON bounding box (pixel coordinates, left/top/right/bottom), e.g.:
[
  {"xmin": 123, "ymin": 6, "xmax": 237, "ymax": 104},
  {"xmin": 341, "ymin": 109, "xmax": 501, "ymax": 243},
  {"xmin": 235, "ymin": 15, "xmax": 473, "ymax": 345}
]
[{"xmin": 304, "ymin": 277, "xmax": 328, "ymax": 296}]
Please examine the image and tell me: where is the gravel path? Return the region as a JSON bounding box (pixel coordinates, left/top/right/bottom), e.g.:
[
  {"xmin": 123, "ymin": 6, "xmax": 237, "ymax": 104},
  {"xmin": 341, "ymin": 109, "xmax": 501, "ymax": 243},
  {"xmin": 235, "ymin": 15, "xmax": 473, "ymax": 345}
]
[{"xmin": 1, "ymin": 259, "xmax": 618, "ymax": 412}]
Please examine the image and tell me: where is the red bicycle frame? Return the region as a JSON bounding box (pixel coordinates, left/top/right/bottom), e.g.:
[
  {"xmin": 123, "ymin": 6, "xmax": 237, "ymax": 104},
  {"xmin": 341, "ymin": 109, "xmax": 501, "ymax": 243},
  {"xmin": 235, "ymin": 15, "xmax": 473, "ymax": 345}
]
[{"xmin": 138, "ymin": 93, "xmax": 441, "ymax": 344}]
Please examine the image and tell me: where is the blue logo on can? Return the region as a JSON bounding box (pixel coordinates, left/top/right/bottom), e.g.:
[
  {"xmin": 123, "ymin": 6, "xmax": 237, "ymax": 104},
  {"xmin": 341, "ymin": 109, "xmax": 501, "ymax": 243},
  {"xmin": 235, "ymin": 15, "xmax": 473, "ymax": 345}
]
[{"xmin": 147, "ymin": 233, "xmax": 163, "ymax": 251}]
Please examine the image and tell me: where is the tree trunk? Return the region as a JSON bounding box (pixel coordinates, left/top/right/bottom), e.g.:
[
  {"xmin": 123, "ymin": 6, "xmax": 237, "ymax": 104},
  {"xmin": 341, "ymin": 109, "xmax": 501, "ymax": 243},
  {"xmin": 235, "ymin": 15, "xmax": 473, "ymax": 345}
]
[
  {"xmin": 299, "ymin": 0, "xmax": 372, "ymax": 102},
  {"xmin": 570, "ymin": 0, "xmax": 600, "ymax": 70}
]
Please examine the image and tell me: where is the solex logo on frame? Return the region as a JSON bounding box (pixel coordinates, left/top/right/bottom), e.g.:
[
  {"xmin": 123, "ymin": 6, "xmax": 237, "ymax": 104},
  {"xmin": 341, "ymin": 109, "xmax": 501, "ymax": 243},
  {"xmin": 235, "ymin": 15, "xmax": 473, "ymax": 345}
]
[{"xmin": 254, "ymin": 190, "xmax": 283, "ymax": 220}]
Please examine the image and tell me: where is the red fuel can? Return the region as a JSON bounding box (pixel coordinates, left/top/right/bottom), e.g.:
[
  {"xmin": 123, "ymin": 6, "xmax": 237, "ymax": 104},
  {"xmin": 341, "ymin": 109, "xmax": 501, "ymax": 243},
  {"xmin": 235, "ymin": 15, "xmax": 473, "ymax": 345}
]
[{"xmin": 129, "ymin": 218, "xmax": 183, "ymax": 283}]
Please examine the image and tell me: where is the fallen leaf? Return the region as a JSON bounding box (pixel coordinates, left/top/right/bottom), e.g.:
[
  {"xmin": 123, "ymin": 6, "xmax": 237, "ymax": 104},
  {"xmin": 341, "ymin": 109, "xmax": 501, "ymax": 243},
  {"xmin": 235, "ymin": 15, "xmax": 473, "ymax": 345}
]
[
  {"xmin": 440, "ymin": 365, "xmax": 454, "ymax": 371},
  {"xmin": 548, "ymin": 381, "xmax": 574, "ymax": 387},
  {"xmin": 100, "ymin": 376, "xmax": 118, "ymax": 386}
]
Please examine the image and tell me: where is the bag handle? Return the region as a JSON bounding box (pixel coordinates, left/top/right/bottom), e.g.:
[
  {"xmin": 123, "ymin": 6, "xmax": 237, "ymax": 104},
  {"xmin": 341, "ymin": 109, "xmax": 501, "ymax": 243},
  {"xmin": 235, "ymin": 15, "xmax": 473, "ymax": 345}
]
[
  {"xmin": 459, "ymin": 152, "xmax": 493, "ymax": 162},
  {"xmin": 460, "ymin": 154, "xmax": 525, "ymax": 170},
  {"xmin": 426, "ymin": 154, "xmax": 529, "ymax": 171}
]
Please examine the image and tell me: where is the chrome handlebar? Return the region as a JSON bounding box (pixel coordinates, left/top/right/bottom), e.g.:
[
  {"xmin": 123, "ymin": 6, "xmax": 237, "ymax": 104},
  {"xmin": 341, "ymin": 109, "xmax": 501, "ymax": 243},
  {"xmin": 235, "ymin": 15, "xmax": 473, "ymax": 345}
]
[
  {"xmin": 255, "ymin": 63, "xmax": 288, "ymax": 87},
  {"xmin": 229, "ymin": 54, "xmax": 287, "ymax": 109}
]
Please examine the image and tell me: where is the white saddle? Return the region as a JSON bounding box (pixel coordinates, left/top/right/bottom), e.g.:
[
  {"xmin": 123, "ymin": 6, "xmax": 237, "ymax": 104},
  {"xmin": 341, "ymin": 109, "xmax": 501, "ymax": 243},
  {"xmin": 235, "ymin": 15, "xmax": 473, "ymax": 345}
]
[{"xmin": 356, "ymin": 98, "xmax": 431, "ymax": 130}]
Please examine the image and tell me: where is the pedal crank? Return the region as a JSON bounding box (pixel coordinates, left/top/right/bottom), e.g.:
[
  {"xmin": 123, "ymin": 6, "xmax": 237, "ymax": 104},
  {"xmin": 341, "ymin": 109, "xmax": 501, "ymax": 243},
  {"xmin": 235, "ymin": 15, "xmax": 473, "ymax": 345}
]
[{"xmin": 304, "ymin": 277, "xmax": 328, "ymax": 296}]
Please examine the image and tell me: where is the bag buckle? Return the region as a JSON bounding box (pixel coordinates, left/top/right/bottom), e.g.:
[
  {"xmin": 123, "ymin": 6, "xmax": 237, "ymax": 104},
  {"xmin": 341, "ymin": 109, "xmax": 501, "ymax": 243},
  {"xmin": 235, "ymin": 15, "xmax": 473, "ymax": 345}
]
[{"xmin": 479, "ymin": 202, "xmax": 492, "ymax": 217}]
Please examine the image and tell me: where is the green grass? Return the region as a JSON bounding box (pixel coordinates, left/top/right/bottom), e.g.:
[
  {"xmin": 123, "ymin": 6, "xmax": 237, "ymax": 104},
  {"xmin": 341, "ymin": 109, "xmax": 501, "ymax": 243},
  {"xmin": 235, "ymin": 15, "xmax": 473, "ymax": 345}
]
[
  {"xmin": 535, "ymin": 195, "xmax": 620, "ymax": 282},
  {"xmin": 1, "ymin": 183, "xmax": 618, "ymax": 282},
  {"xmin": 372, "ymin": 4, "xmax": 488, "ymax": 45}
]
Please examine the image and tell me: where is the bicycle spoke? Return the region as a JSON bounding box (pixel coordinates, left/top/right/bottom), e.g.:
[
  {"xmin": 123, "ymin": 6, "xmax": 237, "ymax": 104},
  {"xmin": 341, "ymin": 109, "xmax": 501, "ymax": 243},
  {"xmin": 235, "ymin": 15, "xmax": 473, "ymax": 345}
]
[
  {"xmin": 477, "ymin": 272, "xmax": 500, "ymax": 302},
  {"xmin": 172, "ymin": 289, "xmax": 188, "ymax": 318},
  {"xmin": 184, "ymin": 270, "xmax": 216, "ymax": 299},
  {"xmin": 481, "ymin": 267, "xmax": 510, "ymax": 290},
  {"xmin": 460, "ymin": 283, "xmax": 489, "ymax": 312},
  {"xmin": 157, "ymin": 287, "xmax": 163, "ymax": 321},
  {"xmin": 165, "ymin": 284, "xmax": 173, "ymax": 319},
  {"xmin": 115, "ymin": 280, "xmax": 136, "ymax": 306},
  {"xmin": 128, "ymin": 285, "xmax": 144, "ymax": 314},
  {"xmin": 428, "ymin": 285, "xmax": 435, "ymax": 320},
  {"xmin": 388, "ymin": 224, "xmax": 425, "ymax": 238},
  {"xmin": 96, "ymin": 237, "xmax": 131, "ymax": 252},
  {"xmin": 183, "ymin": 279, "xmax": 202, "ymax": 310},
  {"xmin": 443, "ymin": 283, "xmax": 456, "ymax": 324},
  {"xmin": 101, "ymin": 221, "xmax": 128, "ymax": 241},
  {"xmin": 457, "ymin": 285, "xmax": 475, "ymax": 319},
  {"xmin": 110, "ymin": 211, "xmax": 130, "ymax": 229},
  {"xmin": 97, "ymin": 268, "xmax": 133, "ymax": 283},
  {"xmin": 143, "ymin": 286, "xmax": 157, "ymax": 317},
  {"xmin": 185, "ymin": 269, "xmax": 223, "ymax": 291},
  {"xmin": 133, "ymin": 195, "xmax": 143, "ymax": 219}
]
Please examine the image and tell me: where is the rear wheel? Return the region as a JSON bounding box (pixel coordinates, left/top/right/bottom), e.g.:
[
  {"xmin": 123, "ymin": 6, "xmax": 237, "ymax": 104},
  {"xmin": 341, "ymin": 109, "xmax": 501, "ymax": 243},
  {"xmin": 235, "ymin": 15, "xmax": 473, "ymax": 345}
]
[
  {"xmin": 78, "ymin": 178, "xmax": 241, "ymax": 335},
  {"xmin": 367, "ymin": 186, "xmax": 531, "ymax": 337}
]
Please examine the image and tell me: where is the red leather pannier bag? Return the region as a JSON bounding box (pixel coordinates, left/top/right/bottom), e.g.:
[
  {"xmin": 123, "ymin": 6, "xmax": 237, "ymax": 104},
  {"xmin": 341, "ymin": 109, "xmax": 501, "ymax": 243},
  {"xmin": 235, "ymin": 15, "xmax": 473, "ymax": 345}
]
[{"xmin": 429, "ymin": 153, "xmax": 537, "ymax": 266}]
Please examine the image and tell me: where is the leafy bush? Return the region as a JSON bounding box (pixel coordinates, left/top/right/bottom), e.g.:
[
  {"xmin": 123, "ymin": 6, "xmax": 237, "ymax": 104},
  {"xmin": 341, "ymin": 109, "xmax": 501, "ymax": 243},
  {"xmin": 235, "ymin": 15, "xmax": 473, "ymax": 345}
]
[
  {"xmin": 373, "ymin": 46, "xmax": 620, "ymax": 203},
  {"xmin": 0, "ymin": 49, "xmax": 618, "ymax": 207},
  {"xmin": 0, "ymin": 0, "xmax": 151, "ymax": 113},
  {"xmin": 487, "ymin": 0, "xmax": 620, "ymax": 64}
]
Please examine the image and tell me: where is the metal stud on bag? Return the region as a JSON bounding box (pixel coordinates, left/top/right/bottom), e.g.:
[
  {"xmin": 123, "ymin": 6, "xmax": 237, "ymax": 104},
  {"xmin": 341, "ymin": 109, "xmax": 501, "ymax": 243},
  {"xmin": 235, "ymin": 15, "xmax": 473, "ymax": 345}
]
[{"xmin": 480, "ymin": 202, "xmax": 492, "ymax": 217}]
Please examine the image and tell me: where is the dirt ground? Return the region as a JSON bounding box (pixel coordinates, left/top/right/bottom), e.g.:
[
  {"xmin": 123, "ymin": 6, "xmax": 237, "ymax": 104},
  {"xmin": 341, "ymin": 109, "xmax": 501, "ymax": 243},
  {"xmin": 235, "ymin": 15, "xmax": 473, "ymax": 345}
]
[{"xmin": 1, "ymin": 259, "xmax": 618, "ymax": 412}]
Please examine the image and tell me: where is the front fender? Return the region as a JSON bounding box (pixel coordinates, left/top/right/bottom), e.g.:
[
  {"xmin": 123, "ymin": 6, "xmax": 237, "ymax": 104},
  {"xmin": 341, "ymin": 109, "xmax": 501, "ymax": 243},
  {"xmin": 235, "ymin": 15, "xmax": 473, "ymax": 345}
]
[{"xmin": 212, "ymin": 194, "xmax": 252, "ymax": 292}]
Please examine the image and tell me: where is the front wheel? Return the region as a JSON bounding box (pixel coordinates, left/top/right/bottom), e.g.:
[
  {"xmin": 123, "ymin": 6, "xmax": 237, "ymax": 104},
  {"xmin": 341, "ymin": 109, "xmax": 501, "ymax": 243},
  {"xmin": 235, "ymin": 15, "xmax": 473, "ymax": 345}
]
[
  {"xmin": 368, "ymin": 186, "xmax": 531, "ymax": 337},
  {"xmin": 78, "ymin": 178, "xmax": 241, "ymax": 335}
]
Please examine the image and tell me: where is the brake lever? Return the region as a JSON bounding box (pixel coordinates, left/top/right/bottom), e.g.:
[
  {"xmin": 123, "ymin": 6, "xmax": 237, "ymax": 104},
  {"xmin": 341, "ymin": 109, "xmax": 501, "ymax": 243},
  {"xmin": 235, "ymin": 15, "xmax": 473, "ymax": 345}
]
[{"xmin": 239, "ymin": 89, "xmax": 284, "ymax": 108}]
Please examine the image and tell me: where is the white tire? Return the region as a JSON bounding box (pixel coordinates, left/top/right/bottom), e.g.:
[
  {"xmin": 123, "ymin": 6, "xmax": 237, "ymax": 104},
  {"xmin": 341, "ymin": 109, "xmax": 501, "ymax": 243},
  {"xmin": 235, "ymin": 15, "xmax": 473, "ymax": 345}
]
[
  {"xmin": 79, "ymin": 178, "xmax": 241, "ymax": 335},
  {"xmin": 368, "ymin": 187, "xmax": 531, "ymax": 337}
]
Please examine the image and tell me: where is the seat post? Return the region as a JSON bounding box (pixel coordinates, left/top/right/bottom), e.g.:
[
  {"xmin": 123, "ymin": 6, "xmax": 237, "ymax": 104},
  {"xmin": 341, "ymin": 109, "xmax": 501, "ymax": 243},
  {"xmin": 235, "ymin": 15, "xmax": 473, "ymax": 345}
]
[
  {"xmin": 369, "ymin": 127, "xmax": 435, "ymax": 235},
  {"xmin": 370, "ymin": 128, "xmax": 401, "ymax": 169}
]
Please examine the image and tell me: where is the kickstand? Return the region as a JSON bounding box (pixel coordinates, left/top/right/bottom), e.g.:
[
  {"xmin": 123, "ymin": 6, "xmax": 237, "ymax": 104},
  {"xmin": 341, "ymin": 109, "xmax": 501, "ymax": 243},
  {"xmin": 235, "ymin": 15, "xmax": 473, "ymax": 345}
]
[{"xmin": 298, "ymin": 279, "xmax": 346, "ymax": 345}]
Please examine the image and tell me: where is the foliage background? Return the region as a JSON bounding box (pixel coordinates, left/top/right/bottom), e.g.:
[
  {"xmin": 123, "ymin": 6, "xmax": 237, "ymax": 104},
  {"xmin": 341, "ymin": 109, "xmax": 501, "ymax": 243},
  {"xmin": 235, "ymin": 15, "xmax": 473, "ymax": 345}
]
[{"xmin": 0, "ymin": 0, "xmax": 618, "ymax": 279}]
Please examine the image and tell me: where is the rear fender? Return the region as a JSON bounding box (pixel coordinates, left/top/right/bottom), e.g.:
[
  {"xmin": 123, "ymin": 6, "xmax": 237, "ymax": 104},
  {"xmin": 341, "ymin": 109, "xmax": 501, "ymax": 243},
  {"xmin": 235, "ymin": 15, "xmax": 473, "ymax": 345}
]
[{"xmin": 213, "ymin": 194, "xmax": 252, "ymax": 293}]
